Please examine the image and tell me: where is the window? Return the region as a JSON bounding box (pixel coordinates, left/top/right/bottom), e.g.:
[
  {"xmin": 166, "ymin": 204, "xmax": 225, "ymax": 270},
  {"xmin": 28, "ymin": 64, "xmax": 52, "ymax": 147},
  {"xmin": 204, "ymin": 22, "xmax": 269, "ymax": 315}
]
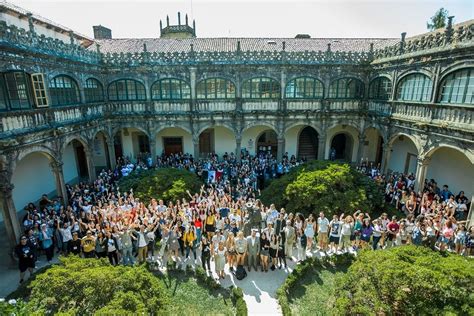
[
  {"xmin": 49, "ymin": 75, "xmax": 80, "ymax": 106},
  {"xmin": 0, "ymin": 75, "xmax": 7, "ymax": 111},
  {"xmin": 151, "ymin": 79, "xmax": 191, "ymax": 100},
  {"xmin": 196, "ymin": 78, "xmax": 236, "ymax": 99},
  {"xmin": 329, "ymin": 78, "xmax": 364, "ymax": 99},
  {"xmin": 108, "ymin": 79, "xmax": 146, "ymax": 101},
  {"xmin": 242, "ymin": 77, "xmax": 280, "ymax": 99},
  {"xmin": 439, "ymin": 68, "xmax": 474, "ymax": 105},
  {"xmin": 285, "ymin": 77, "xmax": 324, "ymax": 99},
  {"xmin": 396, "ymin": 73, "xmax": 432, "ymax": 102},
  {"xmin": 369, "ymin": 77, "xmax": 392, "ymax": 100},
  {"xmin": 4, "ymin": 71, "xmax": 34, "ymax": 110},
  {"xmin": 31, "ymin": 73, "xmax": 48, "ymax": 107},
  {"xmin": 84, "ymin": 78, "xmax": 104, "ymax": 102}
]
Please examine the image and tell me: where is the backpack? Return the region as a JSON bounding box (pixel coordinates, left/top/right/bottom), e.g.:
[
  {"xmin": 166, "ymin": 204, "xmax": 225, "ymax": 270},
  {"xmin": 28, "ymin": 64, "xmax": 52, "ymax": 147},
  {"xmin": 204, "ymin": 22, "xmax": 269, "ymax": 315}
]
[{"xmin": 234, "ymin": 264, "xmax": 247, "ymax": 280}]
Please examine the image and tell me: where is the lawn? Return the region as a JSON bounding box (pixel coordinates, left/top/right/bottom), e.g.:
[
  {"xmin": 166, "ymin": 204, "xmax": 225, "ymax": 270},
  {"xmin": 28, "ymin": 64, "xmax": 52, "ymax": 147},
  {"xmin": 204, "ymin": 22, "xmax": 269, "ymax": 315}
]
[{"xmin": 286, "ymin": 264, "xmax": 349, "ymax": 316}]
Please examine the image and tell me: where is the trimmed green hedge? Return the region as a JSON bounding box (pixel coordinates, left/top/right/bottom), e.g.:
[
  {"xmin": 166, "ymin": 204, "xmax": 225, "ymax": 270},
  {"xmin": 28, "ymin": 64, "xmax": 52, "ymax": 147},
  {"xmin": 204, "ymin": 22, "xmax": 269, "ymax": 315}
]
[
  {"xmin": 117, "ymin": 167, "xmax": 203, "ymax": 202},
  {"xmin": 335, "ymin": 246, "xmax": 474, "ymax": 315},
  {"xmin": 260, "ymin": 161, "xmax": 384, "ymax": 217},
  {"xmin": 277, "ymin": 254, "xmax": 355, "ymax": 316}
]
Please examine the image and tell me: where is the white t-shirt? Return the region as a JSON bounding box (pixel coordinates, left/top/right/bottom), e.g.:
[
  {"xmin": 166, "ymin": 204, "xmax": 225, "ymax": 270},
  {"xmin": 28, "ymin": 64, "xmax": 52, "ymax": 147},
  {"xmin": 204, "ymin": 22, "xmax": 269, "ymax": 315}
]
[
  {"xmin": 138, "ymin": 232, "xmax": 147, "ymax": 247},
  {"xmin": 60, "ymin": 226, "xmax": 73, "ymax": 242},
  {"xmin": 341, "ymin": 223, "xmax": 353, "ymax": 236},
  {"xmin": 318, "ymin": 217, "xmax": 330, "ymax": 233}
]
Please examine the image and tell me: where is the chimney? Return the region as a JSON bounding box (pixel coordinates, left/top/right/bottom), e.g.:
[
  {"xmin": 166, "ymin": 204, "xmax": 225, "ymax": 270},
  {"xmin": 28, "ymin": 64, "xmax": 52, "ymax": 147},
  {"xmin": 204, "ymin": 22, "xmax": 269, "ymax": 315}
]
[{"xmin": 93, "ymin": 25, "xmax": 112, "ymax": 39}]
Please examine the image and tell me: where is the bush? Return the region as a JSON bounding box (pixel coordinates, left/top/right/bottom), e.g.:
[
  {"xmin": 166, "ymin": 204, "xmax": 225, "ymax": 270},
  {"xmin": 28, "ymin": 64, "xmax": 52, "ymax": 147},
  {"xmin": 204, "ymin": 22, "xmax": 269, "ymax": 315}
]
[
  {"xmin": 260, "ymin": 161, "xmax": 384, "ymax": 217},
  {"xmin": 117, "ymin": 168, "xmax": 203, "ymax": 202},
  {"xmin": 335, "ymin": 246, "xmax": 474, "ymax": 315},
  {"xmin": 25, "ymin": 257, "xmax": 170, "ymax": 314}
]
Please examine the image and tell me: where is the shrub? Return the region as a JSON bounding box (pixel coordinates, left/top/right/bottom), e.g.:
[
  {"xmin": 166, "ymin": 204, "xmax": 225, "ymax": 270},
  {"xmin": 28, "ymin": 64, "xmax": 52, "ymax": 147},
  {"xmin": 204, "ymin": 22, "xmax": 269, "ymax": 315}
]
[
  {"xmin": 260, "ymin": 161, "xmax": 384, "ymax": 217},
  {"xmin": 117, "ymin": 167, "xmax": 203, "ymax": 202},
  {"xmin": 25, "ymin": 257, "xmax": 170, "ymax": 314},
  {"xmin": 334, "ymin": 246, "xmax": 474, "ymax": 315}
]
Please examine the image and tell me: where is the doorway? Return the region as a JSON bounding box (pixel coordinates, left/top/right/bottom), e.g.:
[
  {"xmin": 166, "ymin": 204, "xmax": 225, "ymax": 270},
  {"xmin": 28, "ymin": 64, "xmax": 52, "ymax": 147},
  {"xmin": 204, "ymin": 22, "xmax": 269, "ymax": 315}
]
[{"xmin": 163, "ymin": 137, "xmax": 183, "ymax": 155}]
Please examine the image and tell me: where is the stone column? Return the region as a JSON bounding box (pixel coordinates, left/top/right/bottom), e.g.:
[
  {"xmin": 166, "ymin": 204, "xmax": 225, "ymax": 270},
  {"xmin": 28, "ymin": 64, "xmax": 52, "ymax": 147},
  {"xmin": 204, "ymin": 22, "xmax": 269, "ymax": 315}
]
[
  {"xmin": 277, "ymin": 136, "xmax": 285, "ymax": 162},
  {"xmin": 317, "ymin": 134, "xmax": 326, "ymax": 160},
  {"xmin": 357, "ymin": 134, "xmax": 367, "ymax": 165},
  {"xmin": 189, "ymin": 67, "xmax": 197, "ymax": 112},
  {"xmin": 50, "ymin": 161, "xmax": 68, "ymax": 205},
  {"xmin": 84, "ymin": 148, "xmax": 97, "ymax": 182},
  {"xmin": 106, "ymin": 139, "xmax": 116, "ymax": 170},
  {"xmin": 0, "ymin": 176, "xmax": 21, "ymax": 251},
  {"xmin": 236, "ymin": 135, "xmax": 242, "ymax": 162},
  {"xmin": 380, "ymin": 143, "xmax": 392, "ymax": 174},
  {"xmin": 149, "ymin": 138, "xmax": 157, "ymax": 165},
  {"xmin": 193, "ymin": 136, "xmax": 200, "ymax": 159},
  {"xmin": 467, "ymin": 194, "xmax": 474, "ymax": 229},
  {"xmin": 414, "ymin": 157, "xmax": 430, "ymax": 192}
]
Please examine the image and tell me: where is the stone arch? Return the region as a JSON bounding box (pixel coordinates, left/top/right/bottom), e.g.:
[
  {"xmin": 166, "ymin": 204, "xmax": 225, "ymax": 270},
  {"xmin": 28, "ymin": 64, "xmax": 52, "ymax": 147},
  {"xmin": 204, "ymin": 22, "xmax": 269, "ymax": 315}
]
[
  {"xmin": 62, "ymin": 134, "xmax": 91, "ymax": 153},
  {"xmin": 241, "ymin": 121, "xmax": 279, "ymax": 135},
  {"xmin": 196, "ymin": 125, "xmax": 237, "ymax": 158},
  {"xmin": 284, "ymin": 123, "xmax": 321, "ymax": 159},
  {"xmin": 241, "ymin": 123, "xmax": 279, "ymax": 156},
  {"xmin": 154, "ymin": 126, "xmax": 193, "ymax": 156},
  {"xmin": 368, "ymin": 72, "xmax": 393, "ymax": 82},
  {"xmin": 361, "ymin": 126, "xmax": 385, "ymax": 165},
  {"xmin": 196, "ymin": 123, "xmax": 236, "ymax": 137},
  {"xmin": 396, "ymin": 68, "xmax": 434, "ymax": 83},
  {"xmin": 47, "ymin": 72, "xmax": 83, "ymax": 89},
  {"xmin": 387, "ymin": 132, "xmax": 423, "ymax": 155},
  {"xmin": 386, "ymin": 133, "xmax": 421, "ymax": 175},
  {"xmin": 439, "ymin": 60, "xmax": 474, "ymax": 81},
  {"xmin": 326, "ymin": 124, "xmax": 360, "ymax": 162},
  {"xmin": 13, "ymin": 145, "xmax": 59, "ymax": 174}
]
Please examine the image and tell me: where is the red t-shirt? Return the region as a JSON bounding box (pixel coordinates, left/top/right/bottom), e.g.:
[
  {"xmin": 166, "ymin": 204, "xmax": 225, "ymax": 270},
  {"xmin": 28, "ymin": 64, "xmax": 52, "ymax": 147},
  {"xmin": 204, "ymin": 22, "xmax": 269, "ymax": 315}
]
[{"xmin": 387, "ymin": 222, "xmax": 399, "ymax": 234}]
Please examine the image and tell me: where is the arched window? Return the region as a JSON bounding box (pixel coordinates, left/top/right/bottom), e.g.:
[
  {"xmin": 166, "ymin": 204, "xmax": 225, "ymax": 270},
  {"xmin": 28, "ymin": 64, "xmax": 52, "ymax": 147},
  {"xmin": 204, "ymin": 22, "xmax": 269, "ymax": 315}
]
[
  {"xmin": 369, "ymin": 77, "xmax": 392, "ymax": 100},
  {"xmin": 84, "ymin": 78, "xmax": 104, "ymax": 102},
  {"xmin": 285, "ymin": 77, "xmax": 324, "ymax": 99},
  {"xmin": 242, "ymin": 77, "xmax": 280, "ymax": 99},
  {"xmin": 1, "ymin": 71, "xmax": 34, "ymax": 110},
  {"xmin": 49, "ymin": 75, "xmax": 81, "ymax": 106},
  {"xmin": 439, "ymin": 68, "xmax": 474, "ymax": 105},
  {"xmin": 196, "ymin": 78, "xmax": 236, "ymax": 99},
  {"xmin": 396, "ymin": 73, "xmax": 432, "ymax": 102},
  {"xmin": 108, "ymin": 79, "xmax": 146, "ymax": 101},
  {"xmin": 329, "ymin": 78, "xmax": 364, "ymax": 99},
  {"xmin": 151, "ymin": 79, "xmax": 191, "ymax": 100}
]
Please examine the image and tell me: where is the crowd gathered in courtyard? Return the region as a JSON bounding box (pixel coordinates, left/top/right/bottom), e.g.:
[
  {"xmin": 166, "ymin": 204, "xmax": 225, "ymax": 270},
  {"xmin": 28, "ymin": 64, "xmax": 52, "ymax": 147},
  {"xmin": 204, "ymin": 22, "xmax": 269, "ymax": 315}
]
[{"xmin": 14, "ymin": 150, "xmax": 473, "ymax": 283}]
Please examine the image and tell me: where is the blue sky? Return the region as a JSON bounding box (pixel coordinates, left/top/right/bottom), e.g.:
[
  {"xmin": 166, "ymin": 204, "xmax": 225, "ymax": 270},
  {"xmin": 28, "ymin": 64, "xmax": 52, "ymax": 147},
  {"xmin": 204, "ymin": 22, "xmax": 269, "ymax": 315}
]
[{"xmin": 5, "ymin": 0, "xmax": 474, "ymax": 38}]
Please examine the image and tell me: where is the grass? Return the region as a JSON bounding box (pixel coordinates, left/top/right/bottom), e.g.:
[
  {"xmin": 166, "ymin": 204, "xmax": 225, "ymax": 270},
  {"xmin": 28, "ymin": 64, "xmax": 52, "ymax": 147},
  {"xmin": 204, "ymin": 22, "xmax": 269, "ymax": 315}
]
[{"xmin": 286, "ymin": 264, "xmax": 349, "ymax": 316}]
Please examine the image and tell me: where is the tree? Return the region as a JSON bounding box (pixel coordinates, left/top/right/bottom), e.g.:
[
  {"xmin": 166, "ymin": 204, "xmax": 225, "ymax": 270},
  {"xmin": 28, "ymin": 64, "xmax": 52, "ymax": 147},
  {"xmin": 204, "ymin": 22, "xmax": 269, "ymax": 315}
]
[
  {"xmin": 259, "ymin": 161, "xmax": 385, "ymax": 218},
  {"xmin": 427, "ymin": 8, "xmax": 449, "ymax": 31},
  {"xmin": 334, "ymin": 246, "xmax": 474, "ymax": 315}
]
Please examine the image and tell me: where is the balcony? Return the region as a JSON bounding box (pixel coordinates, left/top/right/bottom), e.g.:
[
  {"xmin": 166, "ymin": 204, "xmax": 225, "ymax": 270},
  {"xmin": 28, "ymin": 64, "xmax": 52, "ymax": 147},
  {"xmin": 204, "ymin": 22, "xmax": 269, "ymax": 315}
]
[
  {"xmin": 242, "ymin": 101, "xmax": 279, "ymax": 112},
  {"xmin": 194, "ymin": 101, "xmax": 236, "ymax": 112}
]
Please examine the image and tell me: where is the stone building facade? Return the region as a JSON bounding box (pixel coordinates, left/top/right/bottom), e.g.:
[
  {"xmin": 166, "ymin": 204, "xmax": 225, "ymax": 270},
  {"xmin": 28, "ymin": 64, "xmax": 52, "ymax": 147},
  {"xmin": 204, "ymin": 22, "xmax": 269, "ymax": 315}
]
[{"xmin": 0, "ymin": 3, "xmax": 473, "ymax": 253}]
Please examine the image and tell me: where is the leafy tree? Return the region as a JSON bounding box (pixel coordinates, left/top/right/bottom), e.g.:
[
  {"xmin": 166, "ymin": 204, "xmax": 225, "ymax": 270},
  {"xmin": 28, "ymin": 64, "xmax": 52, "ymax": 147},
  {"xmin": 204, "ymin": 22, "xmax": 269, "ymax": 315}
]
[
  {"xmin": 334, "ymin": 246, "xmax": 474, "ymax": 315},
  {"xmin": 117, "ymin": 167, "xmax": 203, "ymax": 202},
  {"xmin": 25, "ymin": 257, "xmax": 170, "ymax": 314},
  {"xmin": 427, "ymin": 8, "xmax": 449, "ymax": 31},
  {"xmin": 259, "ymin": 161, "xmax": 384, "ymax": 217}
]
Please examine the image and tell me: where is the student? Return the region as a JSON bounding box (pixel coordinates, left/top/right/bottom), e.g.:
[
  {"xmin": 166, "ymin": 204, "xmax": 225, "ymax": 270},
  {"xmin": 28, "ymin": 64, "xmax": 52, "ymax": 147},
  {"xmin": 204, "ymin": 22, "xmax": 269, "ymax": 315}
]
[
  {"xmin": 317, "ymin": 212, "xmax": 330, "ymax": 251},
  {"xmin": 296, "ymin": 227, "xmax": 307, "ymax": 262},
  {"xmin": 38, "ymin": 223, "xmax": 54, "ymax": 263},
  {"xmin": 214, "ymin": 241, "xmax": 226, "ymax": 279},
  {"xmin": 15, "ymin": 236, "xmax": 35, "ymax": 284},
  {"xmin": 329, "ymin": 214, "xmax": 342, "ymax": 253},
  {"xmin": 201, "ymin": 236, "xmax": 212, "ymax": 271},
  {"xmin": 259, "ymin": 232, "xmax": 270, "ymax": 272},
  {"xmin": 81, "ymin": 230, "xmax": 96, "ymax": 259}
]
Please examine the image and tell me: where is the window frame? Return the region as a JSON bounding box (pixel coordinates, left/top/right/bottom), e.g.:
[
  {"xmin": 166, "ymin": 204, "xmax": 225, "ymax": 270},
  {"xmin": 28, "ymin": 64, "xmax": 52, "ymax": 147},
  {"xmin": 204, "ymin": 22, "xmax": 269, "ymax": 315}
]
[
  {"xmin": 439, "ymin": 68, "xmax": 473, "ymax": 105},
  {"xmin": 285, "ymin": 76, "xmax": 324, "ymax": 99},
  {"xmin": 151, "ymin": 78, "xmax": 191, "ymax": 100},
  {"xmin": 196, "ymin": 78, "xmax": 236, "ymax": 100},
  {"xmin": 49, "ymin": 75, "xmax": 81, "ymax": 106},
  {"xmin": 396, "ymin": 73, "xmax": 433, "ymax": 102},
  {"xmin": 369, "ymin": 77, "xmax": 393, "ymax": 101},
  {"xmin": 108, "ymin": 79, "xmax": 146, "ymax": 101},
  {"xmin": 84, "ymin": 78, "xmax": 105, "ymax": 103},
  {"xmin": 242, "ymin": 77, "xmax": 280, "ymax": 99},
  {"xmin": 328, "ymin": 77, "xmax": 365, "ymax": 99}
]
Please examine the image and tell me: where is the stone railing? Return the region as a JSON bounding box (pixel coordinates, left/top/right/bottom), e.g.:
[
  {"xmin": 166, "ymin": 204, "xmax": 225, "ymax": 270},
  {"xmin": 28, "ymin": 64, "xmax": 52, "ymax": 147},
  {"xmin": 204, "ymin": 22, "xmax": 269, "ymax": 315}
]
[
  {"xmin": 373, "ymin": 19, "xmax": 474, "ymax": 61},
  {"xmin": 326, "ymin": 100, "xmax": 362, "ymax": 112},
  {"xmin": 0, "ymin": 21, "xmax": 101, "ymax": 64},
  {"xmin": 194, "ymin": 101, "xmax": 236, "ymax": 112},
  {"xmin": 242, "ymin": 101, "xmax": 279, "ymax": 112},
  {"xmin": 286, "ymin": 100, "xmax": 323, "ymax": 111}
]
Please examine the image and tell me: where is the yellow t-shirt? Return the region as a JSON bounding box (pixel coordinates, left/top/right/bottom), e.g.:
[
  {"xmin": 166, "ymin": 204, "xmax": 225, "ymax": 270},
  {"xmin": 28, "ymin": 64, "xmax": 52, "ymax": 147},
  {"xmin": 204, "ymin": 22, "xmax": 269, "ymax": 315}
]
[{"xmin": 81, "ymin": 236, "xmax": 96, "ymax": 253}]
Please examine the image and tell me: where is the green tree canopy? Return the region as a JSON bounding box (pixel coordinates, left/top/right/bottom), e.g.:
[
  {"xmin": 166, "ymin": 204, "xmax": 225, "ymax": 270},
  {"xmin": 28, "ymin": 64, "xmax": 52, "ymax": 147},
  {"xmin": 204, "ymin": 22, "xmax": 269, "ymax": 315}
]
[
  {"xmin": 335, "ymin": 246, "xmax": 474, "ymax": 315},
  {"xmin": 117, "ymin": 167, "xmax": 203, "ymax": 203},
  {"xmin": 427, "ymin": 8, "xmax": 449, "ymax": 30},
  {"xmin": 259, "ymin": 161, "xmax": 384, "ymax": 217}
]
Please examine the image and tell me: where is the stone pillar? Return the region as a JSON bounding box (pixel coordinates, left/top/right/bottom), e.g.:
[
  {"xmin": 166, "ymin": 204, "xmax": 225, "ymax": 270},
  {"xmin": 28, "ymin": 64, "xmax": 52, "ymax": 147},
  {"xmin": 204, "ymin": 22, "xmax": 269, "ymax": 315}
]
[
  {"xmin": 0, "ymin": 175, "xmax": 21, "ymax": 251},
  {"xmin": 414, "ymin": 157, "xmax": 430, "ymax": 192},
  {"xmin": 50, "ymin": 161, "xmax": 68, "ymax": 205},
  {"xmin": 193, "ymin": 137, "xmax": 200, "ymax": 159},
  {"xmin": 106, "ymin": 139, "xmax": 116, "ymax": 170},
  {"xmin": 317, "ymin": 134, "xmax": 326, "ymax": 160},
  {"xmin": 84, "ymin": 148, "xmax": 97, "ymax": 182},
  {"xmin": 236, "ymin": 135, "xmax": 242, "ymax": 162},
  {"xmin": 380, "ymin": 143, "xmax": 392, "ymax": 174},
  {"xmin": 467, "ymin": 194, "xmax": 474, "ymax": 229},
  {"xmin": 357, "ymin": 134, "xmax": 367, "ymax": 165},
  {"xmin": 277, "ymin": 136, "xmax": 285, "ymax": 162},
  {"xmin": 149, "ymin": 138, "xmax": 157, "ymax": 165},
  {"xmin": 189, "ymin": 67, "xmax": 197, "ymax": 112}
]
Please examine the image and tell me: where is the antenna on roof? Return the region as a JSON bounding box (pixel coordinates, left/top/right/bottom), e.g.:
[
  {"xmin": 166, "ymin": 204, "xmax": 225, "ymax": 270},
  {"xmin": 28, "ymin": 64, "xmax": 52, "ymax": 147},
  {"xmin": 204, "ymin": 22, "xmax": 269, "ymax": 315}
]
[
  {"xmin": 166, "ymin": 15, "xmax": 170, "ymax": 26},
  {"xmin": 186, "ymin": 14, "xmax": 189, "ymax": 26},
  {"xmin": 178, "ymin": 12, "xmax": 181, "ymax": 26}
]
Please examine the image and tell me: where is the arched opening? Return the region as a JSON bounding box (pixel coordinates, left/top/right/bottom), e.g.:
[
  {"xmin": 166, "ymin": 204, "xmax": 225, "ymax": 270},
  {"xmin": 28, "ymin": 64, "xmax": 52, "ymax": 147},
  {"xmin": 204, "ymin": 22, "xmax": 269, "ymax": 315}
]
[
  {"xmin": 197, "ymin": 126, "xmax": 237, "ymax": 158},
  {"xmin": 199, "ymin": 128, "xmax": 214, "ymax": 157},
  {"xmin": 64, "ymin": 140, "xmax": 89, "ymax": 180},
  {"xmin": 387, "ymin": 135, "xmax": 418, "ymax": 175},
  {"xmin": 362, "ymin": 128, "xmax": 384, "ymax": 166},
  {"xmin": 114, "ymin": 128, "xmax": 150, "ymax": 162},
  {"xmin": 426, "ymin": 147, "xmax": 474, "ymax": 212},
  {"xmin": 298, "ymin": 126, "xmax": 319, "ymax": 160},
  {"xmin": 256, "ymin": 130, "xmax": 278, "ymax": 157},
  {"xmin": 330, "ymin": 133, "xmax": 353, "ymax": 161},
  {"xmin": 156, "ymin": 127, "xmax": 193, "ymax": 156}
]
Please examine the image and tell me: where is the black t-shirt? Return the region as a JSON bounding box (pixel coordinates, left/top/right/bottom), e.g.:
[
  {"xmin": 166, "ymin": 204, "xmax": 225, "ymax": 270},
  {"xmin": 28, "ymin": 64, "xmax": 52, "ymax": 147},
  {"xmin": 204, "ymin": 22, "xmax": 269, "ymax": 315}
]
[
  {"xmin": 15, "ymin": 244, "xmax": 34, "ymax": 262},
  {"xmin": 69, "ymin": 239, "xmax": 82, "ymax": 254}
]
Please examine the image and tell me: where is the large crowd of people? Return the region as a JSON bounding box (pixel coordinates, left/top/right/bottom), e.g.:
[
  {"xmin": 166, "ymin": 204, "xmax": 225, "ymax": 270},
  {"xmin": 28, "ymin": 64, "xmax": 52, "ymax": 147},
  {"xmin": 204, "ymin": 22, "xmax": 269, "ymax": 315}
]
[{"xmin": 14, "ymin": 151, "xmax": 473, "ymax": 284}]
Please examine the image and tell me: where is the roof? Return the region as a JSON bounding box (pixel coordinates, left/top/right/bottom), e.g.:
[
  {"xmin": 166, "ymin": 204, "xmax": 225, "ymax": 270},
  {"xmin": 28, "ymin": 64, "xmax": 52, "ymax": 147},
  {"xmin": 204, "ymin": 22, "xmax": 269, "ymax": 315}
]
[
  {"xmin": 92, "ymin": 37, "xmax": 399, "ymax": 54},
  {"xmin": 0, "ymin": 0, "xmax": 92, "ymax": 41}
]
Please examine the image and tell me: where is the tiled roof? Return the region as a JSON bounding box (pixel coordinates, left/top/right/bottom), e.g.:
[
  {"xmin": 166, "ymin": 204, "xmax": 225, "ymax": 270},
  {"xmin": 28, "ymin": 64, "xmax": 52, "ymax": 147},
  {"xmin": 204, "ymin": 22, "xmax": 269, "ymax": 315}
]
[{"xmin": 92, "ymin": 37, "xmax": 399, "ymax": 54}]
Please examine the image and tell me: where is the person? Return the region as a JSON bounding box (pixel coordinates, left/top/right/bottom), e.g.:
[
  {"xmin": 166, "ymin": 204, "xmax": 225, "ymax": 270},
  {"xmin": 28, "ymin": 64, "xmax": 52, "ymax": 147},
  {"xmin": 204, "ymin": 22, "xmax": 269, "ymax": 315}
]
[
  {"xmin": 259, "ymin": 232, "xmax": 270, "ymax": 272},
  {"xmin": 235, "ymin": 231, "xmax": 247, "ymax": 266},
  {"xmin": 183, "ymin": 224, "xmax": 197, "ymax": 264},
  {"xmin": 225, "ymin": 232, "xmax": 236, "ymax": 272},
  {"xmin": 329, "ymin": 214, "xmax": 342, "ymax": 253},
  {"xmin": 68, "ymin": 232, "xmax": 82, "ymax": 256},
  {"xmin": 81, "ymin": 230, "xmax": 96, "ymax": 259},
  {"xmin": 339, "ymin": 215, "xmax": 353, "ymax": 253},
  {"xmin": 38, "ymin": 223, "xmax": 54, "ymax": 263},
  {"xmin": 136, "ymin": 225, "xmax": 149, "ymax": 264},
  {"xmin": 454, "ymin": 224, "xmax": 467, "ymax": 255},
  {"xmin": 167, "ymin": 226, "xmax": 180, "ymax": 262},
  {"xmin": 15, "ymin": 236, "xmax": 35, "ymax": 284},
  {"xmin": 201, "ymin": 236, "xmax": 211, "ymax": 271},
  {"xmin": 214, "ymin": 241, "xmax": 226, "ymax": 279},
  {"xmin": 296, "ymin": 227, "xmax": 307, "ymax": 261},
  {"xmin": 95, "ymin": 231, "xmax": 107, "ymax": 258},
  {"xmin": 105, "ymin": 231, "xmax": 119, "ymax": 265},
  {"xmin": 26, "ymin": 228, "xmax": 39, "ymax": 265},
  {"xmin": 269, "ymin": 233, "xmax": 279, "ymax": 270},
  {"xmin": 277, "ymin": 235, "xmax": 287, "ymax": 269},
  {"xmin": 283, "ymin": 220, "xmax": 295, "ymax": 260},
  {"xmin": 246, "ymin": 229, "xmax": 260, "ymax": 272},
  {"xmin": 386, "ymin": 216, "xmax": 399, "ymax": 248},
  {"xmin": 304, "ymin": 215, "xmax": 316, "ymax": 251},
  {"xmin": 317, "ymin": 212, "xmax": 330, "ymax": 252},
  {"xmin": 372, "ymin": 219, "xmax": 383, "ymax": 250},
  {"xmin": 360, "ymin": 218, "xmax": 373, "ymax": 249},
  {"xmin": 439, "ymin": 220, "xmax": 454, "ymax": 252},
  {"xmin": 58, "ymin": 221, "xmax": 73, "ymax": 255}
]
